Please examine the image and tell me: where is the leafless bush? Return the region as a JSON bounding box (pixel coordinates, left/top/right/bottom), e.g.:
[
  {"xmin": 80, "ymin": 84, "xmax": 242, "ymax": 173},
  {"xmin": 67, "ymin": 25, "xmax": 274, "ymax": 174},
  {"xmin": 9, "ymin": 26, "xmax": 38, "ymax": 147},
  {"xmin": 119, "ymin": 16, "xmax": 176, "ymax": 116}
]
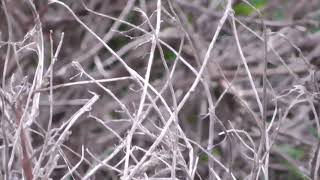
[{"xmin": 1, "ymin": 0, "xmax": 320, "ymax": 179}]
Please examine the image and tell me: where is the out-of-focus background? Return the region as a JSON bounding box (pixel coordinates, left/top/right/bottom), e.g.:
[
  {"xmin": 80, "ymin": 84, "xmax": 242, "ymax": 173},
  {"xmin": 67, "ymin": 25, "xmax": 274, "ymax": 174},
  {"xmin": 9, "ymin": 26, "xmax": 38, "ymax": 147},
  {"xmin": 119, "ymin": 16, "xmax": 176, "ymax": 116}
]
[{"xmin": 0, "ymin": 0, "xmax": 320, "ymax": 179}]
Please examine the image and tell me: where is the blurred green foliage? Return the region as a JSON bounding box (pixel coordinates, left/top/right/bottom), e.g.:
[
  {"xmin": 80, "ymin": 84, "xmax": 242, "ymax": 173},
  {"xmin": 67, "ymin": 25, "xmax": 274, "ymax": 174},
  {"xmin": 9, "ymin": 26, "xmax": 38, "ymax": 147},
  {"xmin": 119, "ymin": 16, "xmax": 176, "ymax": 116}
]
[
  {"xmin": 187, "ymin": 114, "xmax": 198, "ymax": 124},
  {"xmin": 109, "ymin": 36, "xmax": 128, "ymax": 50},
  {"xmin": 278, "ymin": 145, "xmax": 306, "ymax": 179},
  {"xmin": 164, "ymin": 49, "xmax": 176, "ymax": 62},
  {"xmin": 187, "ymin": 14, "xmax": 194, "ymax": 23},
  {"xmin": 119, "ymin": 12, "xmax": 139, "ymax": 31},
  {"xmin": 272, "ymin": 8, "xmax": 285, "ymax": 20},
  {"xmin": 199, "ymin": 153, "xmax": 208, "ymax": 163},
  {"xmin": 199, "ymin": 149, "xmax": 221, "ymax": 164},
  {"xmin": 234, "ymin": 0, "xmax": 267, "ymax": 16},
  {"xmin": 308, "ymin": 125, "xmax": 318, "ymax": 138},
  {"xmin": 212, "ymin": 148, "xmax": 221, "ymax": 157},
  {"xmin": 278, "ymin": 145, "xmax": 304, "ymax": 160},
  {"xmin": 284, "ymin": 161, "xmax": 308, "ymax": 180},
  {"xmin": 104, "ymin": 147, "xmax": 115, "ymax": 156}
]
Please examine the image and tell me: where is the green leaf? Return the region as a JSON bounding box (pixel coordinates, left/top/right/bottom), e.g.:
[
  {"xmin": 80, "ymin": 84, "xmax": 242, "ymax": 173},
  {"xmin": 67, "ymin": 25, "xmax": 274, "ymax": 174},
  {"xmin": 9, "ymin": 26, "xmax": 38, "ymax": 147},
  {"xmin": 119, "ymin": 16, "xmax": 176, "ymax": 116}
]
[
  {"xmin": 234, "ymin": 0, "xmax": 267, "ymax": 16},
  {"xmin": 164, "ymin": 50, "xmax": 176, "ymax": 62},
  {"xmin": 187, "ymin": 14, "xmax": 194, "ymax": 23},
  {"xmin": 109, "ymin": 36, "xmax": 128, "ymax": 50},
  {"xmin": 212, "ymin": 148, "xmax": 221, "ymax": 157},
  {"xmin": 199, "ymin": 153, "xmax": 208, "ymax": 163}
]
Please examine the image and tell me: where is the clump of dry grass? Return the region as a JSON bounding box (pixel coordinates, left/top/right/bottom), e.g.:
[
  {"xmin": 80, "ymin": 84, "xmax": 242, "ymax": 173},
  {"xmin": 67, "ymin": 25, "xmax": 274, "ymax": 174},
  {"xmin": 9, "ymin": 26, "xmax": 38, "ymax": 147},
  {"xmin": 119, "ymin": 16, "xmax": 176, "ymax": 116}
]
[{"xmin": 0, "ymin": 0, "xmax": 320, "ymax": 179}]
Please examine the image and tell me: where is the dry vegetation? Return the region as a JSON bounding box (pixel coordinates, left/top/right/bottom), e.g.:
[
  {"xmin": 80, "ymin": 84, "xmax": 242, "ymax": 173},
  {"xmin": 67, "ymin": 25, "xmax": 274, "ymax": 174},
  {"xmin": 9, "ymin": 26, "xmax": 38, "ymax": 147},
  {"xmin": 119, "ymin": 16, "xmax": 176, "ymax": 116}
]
[{"xmin": 1, "ymin": 0, "xmax": 320, "ymax": 179}]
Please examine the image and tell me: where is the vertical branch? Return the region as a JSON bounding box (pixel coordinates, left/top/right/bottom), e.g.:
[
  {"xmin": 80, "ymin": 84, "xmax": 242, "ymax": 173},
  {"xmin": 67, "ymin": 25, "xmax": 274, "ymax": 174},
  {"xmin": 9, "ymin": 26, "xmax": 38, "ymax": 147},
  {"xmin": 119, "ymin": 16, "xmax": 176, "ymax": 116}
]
[
  {"xmin": 1, "ymin": 0, "xmax": 12, "ymax": 87},
  {"xmin": 262, "ymin": 22, "xmax": 269, "ymax": 180},
  {"xmin": 33, "ymin": 32, "xmax": 65, "ymax": 178},
  {"xmin": 310, "ymin": 140, "xmax": 320, "ymax": 180},
  {"xmin": 15, "ymin": 102, "xmax": 33, "ymax": 180},
  {"xmin": 123, "ymin": 0, "xmax": 162, "ymax": 178},
  {"xmin": 0, "ymin": 95, "xmax": 9, "ymax": 180},
  {"xmin": 1, "ymin": 0, "xmax": 12, "ymax": 179}
]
